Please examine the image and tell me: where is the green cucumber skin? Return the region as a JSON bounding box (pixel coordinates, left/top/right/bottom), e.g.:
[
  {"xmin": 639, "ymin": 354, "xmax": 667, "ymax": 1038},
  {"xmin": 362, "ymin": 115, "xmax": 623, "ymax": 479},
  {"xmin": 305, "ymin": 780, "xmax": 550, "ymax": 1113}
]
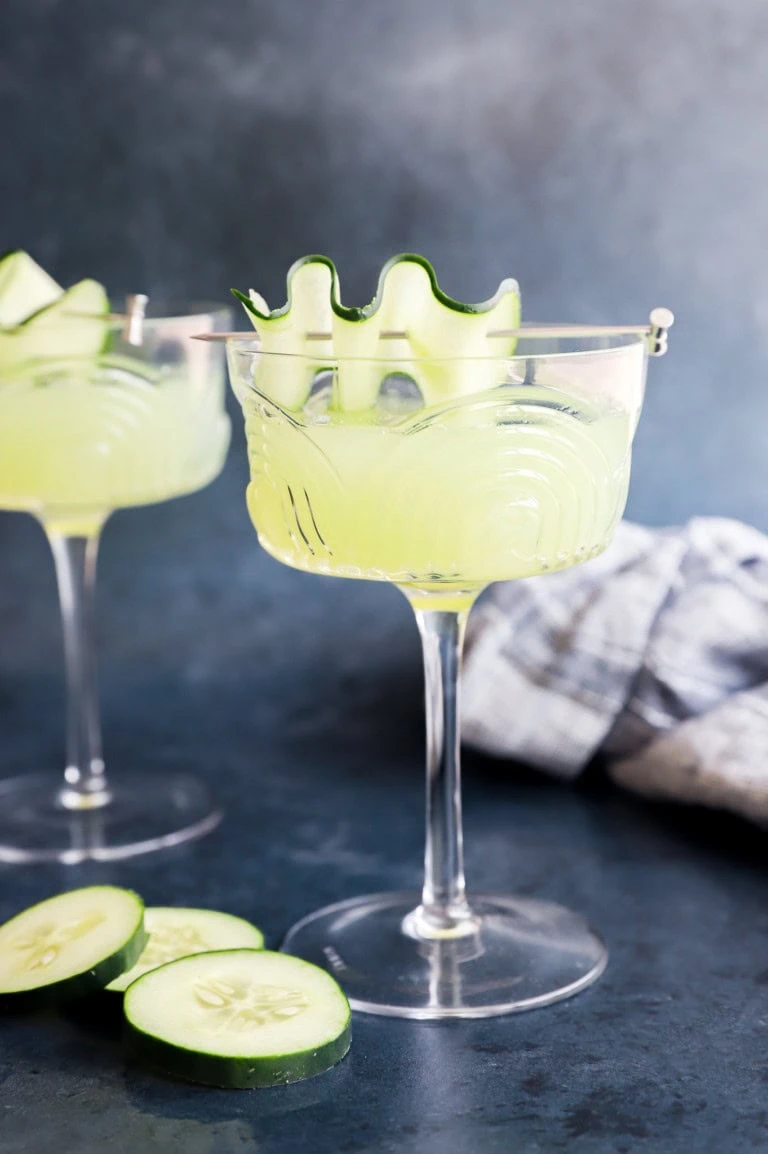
[
  {"xmin": 126, "ymin": 1017, "xmax": 351, "ymax": 1089},
  {"xmin": 0, "ymin": 891, "xmax": 147, "ymax": 1010},
  {"xmin": 105, "ymin": 909, "xmax": 266, "ymax": 995},
  {"xmin": 0, "ymin": 924, "xmax": 147, "ymax": 1012},
  {"xmin": 233, "ymin": 252, "xmax": 518, "ymax": 325}
]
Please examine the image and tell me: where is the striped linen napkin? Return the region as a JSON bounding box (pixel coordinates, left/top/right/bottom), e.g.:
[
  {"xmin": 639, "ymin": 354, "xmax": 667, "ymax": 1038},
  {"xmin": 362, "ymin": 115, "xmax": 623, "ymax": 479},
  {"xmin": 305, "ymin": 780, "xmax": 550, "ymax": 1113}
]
[{"xmin": 462, "ymin": 518, "xmax": 768, "ymax": 824}]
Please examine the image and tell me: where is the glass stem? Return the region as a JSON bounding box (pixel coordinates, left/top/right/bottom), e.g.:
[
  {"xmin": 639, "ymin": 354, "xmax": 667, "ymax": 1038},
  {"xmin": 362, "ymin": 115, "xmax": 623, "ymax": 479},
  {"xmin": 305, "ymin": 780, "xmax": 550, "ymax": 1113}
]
[
  {"xmin": 48, "ymin": 531, "xmax": 111, "ymax": 810},
  {"xmin": 408, "ymin": 608, "xmax": 478, "ymax": 939}
]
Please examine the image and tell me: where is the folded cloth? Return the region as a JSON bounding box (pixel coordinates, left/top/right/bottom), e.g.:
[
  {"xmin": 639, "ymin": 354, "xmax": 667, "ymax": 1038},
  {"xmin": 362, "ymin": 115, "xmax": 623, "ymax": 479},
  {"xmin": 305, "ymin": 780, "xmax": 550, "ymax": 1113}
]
[{"xmin": 461, "ymin": 518, "xmax": 768, "ymax": 824}]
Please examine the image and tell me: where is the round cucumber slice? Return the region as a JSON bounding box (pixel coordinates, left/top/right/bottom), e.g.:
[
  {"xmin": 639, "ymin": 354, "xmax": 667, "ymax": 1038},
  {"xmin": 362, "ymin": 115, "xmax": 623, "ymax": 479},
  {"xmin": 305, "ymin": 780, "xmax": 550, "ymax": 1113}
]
[
  {"xmin": 107, "ymin": 907, "xmax": 264, "ymax": 993},
  {"xmin": 125, "ymin": 949, "xmax": 351, "ymax": 1088},
  {"xmin": 0, "ymin": 886, "xmax": 146, "ymax": 1007},
  {"xmin": 0, "ymin": 251, "xmax": 62, "ymax": 327}
]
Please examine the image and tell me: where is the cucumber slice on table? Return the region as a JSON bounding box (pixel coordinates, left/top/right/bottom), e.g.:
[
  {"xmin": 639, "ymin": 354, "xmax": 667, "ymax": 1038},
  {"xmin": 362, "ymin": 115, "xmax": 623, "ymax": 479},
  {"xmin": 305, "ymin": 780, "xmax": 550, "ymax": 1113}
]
[
  {"xmin": 0, "ymin": 886, "xmax": 146, "ymax": 1007},
  {"xmin": 107, "ymin": 907, "xmax": 264, "ymax": 993},
  {"xmin": 125, "ymin": 949, "xmax": 351, "ymax": 1088}
]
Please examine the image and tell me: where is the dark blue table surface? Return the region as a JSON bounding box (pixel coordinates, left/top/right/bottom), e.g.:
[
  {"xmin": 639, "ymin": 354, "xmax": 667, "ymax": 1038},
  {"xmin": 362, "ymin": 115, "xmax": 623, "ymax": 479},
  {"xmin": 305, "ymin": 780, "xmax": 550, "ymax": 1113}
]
[{"xmin": 0, "ymin": 426, "xmax": 767, "ymax": 1154}]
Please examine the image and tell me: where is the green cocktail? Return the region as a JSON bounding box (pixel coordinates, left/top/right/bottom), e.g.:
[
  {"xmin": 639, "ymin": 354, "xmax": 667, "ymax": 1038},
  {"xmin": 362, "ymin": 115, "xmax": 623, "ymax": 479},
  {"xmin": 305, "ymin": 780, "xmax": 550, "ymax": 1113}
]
[
  {"xmin": 0, "ymin": 252, "xmax": 231, "ymax": 862},
  {"xmin": 226, "ymin": 254, "xmax": 670, "ymax": 1018},
  {"xmin": 243, "ymin": 380, "xmax": 632, "ymax": 610}
]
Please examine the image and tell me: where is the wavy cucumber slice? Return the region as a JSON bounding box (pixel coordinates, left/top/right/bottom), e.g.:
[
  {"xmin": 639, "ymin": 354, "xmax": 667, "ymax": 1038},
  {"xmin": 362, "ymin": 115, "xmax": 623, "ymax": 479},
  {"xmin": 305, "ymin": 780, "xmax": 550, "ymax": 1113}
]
[
  {"xmin": 0, "ymin": 886, "xmax": 146, "ymax": 1007},
  {"xmin": 0, "ymin": 278, "xmax": 109, "ymax": 374},
  {"xmin": 233, "ymin": 254, "xmax": 520, "ymax": 412},
  {"xmin": 107, "ymin": 907, "xmax": 265, "ymax": 993},
  {"xmin": 233, "ymin": 261, "xmax": 337, "ymax": 411},
  {"xmin": 125, "ymin": 949, "xmax": 351, "ymax": 1088},
  {"xmin": 0, "ymin": 251, "xmax": 63, "ymax": 326}
]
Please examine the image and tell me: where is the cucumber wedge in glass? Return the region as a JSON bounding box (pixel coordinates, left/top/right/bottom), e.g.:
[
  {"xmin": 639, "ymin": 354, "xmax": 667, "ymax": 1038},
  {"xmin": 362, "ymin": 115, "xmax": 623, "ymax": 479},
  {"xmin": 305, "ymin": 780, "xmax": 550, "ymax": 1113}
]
[
  {"xmin": 0, "ymin": 886, "xmax": 146, "ymax": 1007},
  {"xmin": 107, "ymin": 907, "xmax": 265, "ymax": 993},
  {"xmin": 0, "ymin": 250, "xmax": 62, "ymax": 326},
  {"xmin": 125, "ymin": 949, "xmax": 351, "ymax": 1088},
  {"xmin": 0, "ymin": 277, "xmax": 109, "ymax": 374}
]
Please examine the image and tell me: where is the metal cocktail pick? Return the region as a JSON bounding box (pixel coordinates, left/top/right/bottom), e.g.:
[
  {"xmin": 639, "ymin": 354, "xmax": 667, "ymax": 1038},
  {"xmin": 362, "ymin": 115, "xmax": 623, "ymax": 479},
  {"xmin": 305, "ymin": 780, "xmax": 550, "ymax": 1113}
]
[{"xmin": 192, "ymin": 308, "xmax": 676, "ymax": 356}]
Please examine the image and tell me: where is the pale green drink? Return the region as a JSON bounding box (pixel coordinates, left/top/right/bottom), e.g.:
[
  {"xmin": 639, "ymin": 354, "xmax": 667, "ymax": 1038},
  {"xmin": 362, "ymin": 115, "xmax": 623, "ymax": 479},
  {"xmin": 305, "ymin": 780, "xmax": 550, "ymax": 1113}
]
[{"xmin": 242, "ymin": 379, "xmax": 632, "ymax": 611}]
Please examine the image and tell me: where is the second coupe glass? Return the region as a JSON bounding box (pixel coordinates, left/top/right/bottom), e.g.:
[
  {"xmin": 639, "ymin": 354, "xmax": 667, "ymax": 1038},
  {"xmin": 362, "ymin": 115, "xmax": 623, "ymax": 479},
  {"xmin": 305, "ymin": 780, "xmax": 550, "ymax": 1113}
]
[{"xmin": 0, "ymin": 302, "xmax": 231, "ymax": 862}]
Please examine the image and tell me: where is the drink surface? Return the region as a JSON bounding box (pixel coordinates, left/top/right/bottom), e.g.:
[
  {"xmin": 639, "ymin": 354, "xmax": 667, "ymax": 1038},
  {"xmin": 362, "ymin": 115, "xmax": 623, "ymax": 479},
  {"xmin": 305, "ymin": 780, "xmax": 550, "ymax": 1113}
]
[
  {"xmin": 243, "ymin": 380, "xmax": 631, "ymax": 607},
  {"xmin": 0, "ymin": 358, "xmax": 231, "ymax": 536}
]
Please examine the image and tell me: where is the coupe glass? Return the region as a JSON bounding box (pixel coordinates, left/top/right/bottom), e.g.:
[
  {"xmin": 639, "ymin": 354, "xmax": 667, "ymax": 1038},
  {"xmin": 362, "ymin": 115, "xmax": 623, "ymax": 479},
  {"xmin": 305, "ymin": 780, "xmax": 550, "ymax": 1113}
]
[
  {"xmin": 0, "ymin": 302, "xmax": 231, "ymax": 862},
  {"xmin": 228, "ymin": 324, "xmax": 660, "ymax": 1017}
]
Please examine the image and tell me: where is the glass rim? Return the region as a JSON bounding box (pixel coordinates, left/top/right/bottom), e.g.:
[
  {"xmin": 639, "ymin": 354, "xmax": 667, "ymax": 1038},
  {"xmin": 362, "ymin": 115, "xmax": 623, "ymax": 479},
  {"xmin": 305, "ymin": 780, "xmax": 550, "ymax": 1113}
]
[
  {"xmin": 121, "ymin": 300, "xmax": 233, "ymax": 322},
  {"xmin": 5, "ymin": 302, "xmax": 233, "ymax": 331},
  {"xmin": 223, "ymin": 328, "xmax": 649, "ymax": 365}
]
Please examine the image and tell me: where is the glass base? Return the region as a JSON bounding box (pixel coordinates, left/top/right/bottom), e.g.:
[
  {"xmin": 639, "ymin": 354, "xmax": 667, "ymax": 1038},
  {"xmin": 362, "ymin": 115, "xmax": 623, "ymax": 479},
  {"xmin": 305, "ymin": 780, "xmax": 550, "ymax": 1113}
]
[
  {"xmin": 0, "ymin": 771, "xmax": 222, "ymax": 863},
  {"xmin": 282, "ymin": 892, "xmax": 607, "ymax": 1019}
]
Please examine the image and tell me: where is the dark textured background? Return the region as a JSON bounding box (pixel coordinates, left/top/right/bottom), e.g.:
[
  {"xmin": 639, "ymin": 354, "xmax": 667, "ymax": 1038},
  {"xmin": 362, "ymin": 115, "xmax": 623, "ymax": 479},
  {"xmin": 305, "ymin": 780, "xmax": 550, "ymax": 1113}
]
[
  {"xmin": 2, "ymin": 3, "xmax": 768, "ymax": 1152},
  {"xmin": 2, "ymin": 0, "xmax": 768, "ymax": 527}
]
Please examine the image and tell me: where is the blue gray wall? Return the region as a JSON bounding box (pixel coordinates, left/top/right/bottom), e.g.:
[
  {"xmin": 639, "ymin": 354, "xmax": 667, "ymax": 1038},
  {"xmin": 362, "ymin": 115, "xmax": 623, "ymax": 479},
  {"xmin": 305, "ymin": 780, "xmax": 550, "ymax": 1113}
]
[{"xmin": 2, "ymin": 0, "xmax": 768, "ymax": 527}]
